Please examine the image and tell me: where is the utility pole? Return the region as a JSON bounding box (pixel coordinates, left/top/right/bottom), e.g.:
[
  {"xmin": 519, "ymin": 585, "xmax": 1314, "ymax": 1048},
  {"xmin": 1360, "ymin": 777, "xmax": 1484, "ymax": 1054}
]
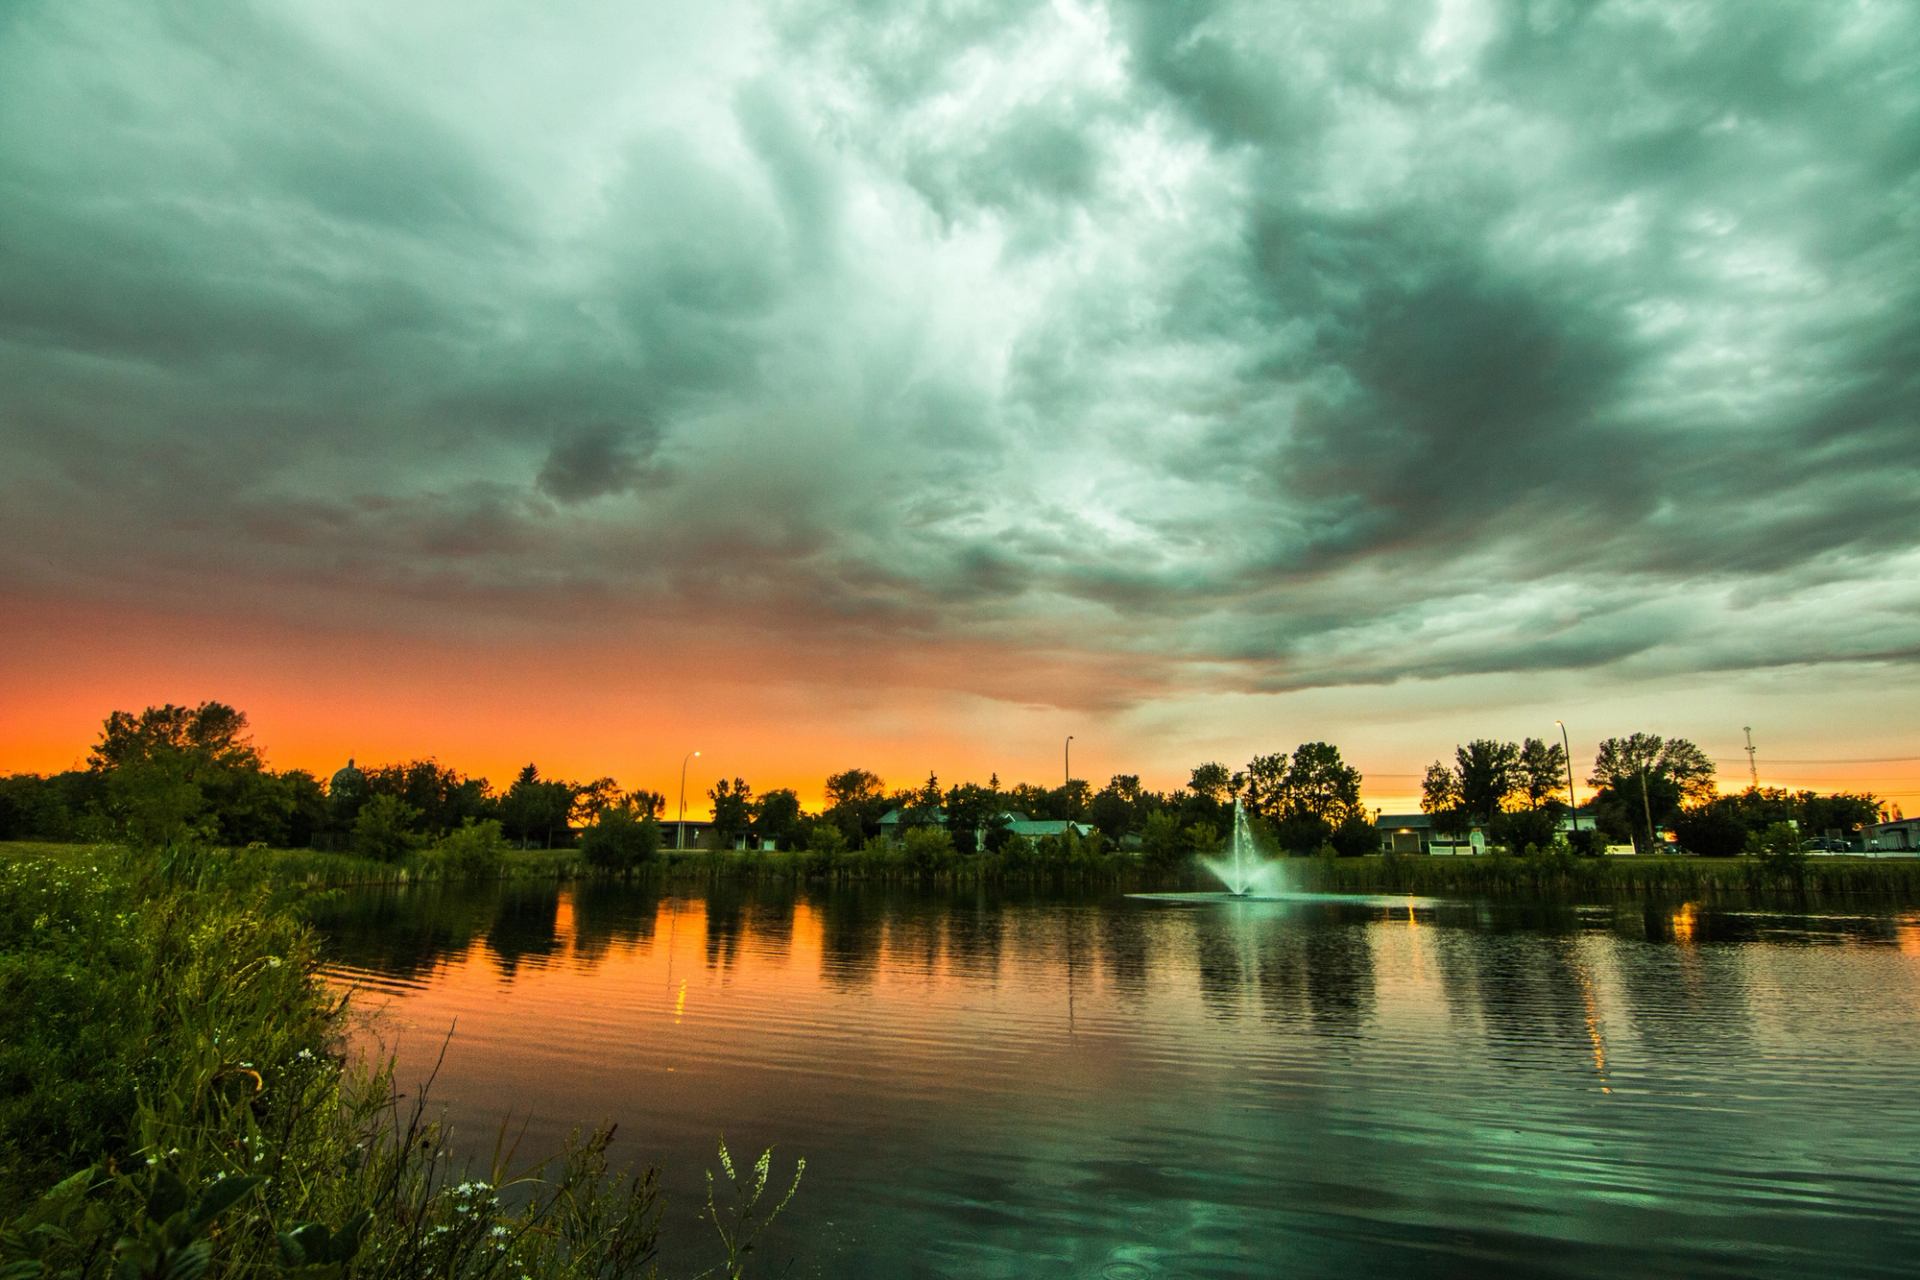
[
  {"xmin": 1064, "ymin": 735, "xmax": 1074, "ymax": 790},
  {"xmin": 1744, "ymin": 726, "xmax": 1759, "ymax": 789},
  {"xmin": 1640, "ymin": 767, "xmax": 1656, "ymax": 853},
  {"xmin": 1555, "ymin": 719, "xmax": 1580, "ymax": 833}
]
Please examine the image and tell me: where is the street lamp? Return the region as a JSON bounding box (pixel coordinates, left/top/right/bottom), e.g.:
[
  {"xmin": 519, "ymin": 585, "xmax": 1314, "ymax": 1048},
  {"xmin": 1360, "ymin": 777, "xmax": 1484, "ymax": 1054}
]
[
  {"xmin": 1555, "ymin": 720, "xmax": 1579, "ymax": 833},
  {"xmin": 1064, "ymin": 735, "xmax": 1074, "ymax": 790},
  {"xmin": 677, "ymin": 749, "xmax": 701, "ymax": 850}
]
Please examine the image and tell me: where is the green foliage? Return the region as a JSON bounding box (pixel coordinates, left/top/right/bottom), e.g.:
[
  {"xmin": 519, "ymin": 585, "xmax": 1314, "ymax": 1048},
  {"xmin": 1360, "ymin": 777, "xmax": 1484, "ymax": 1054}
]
[
  {"xmin": 580, "ymin": 807, "xmax": 660, "ymax": 873},
  {"xmin": 1489, "ymin": 807, "xmax": 1560, "ymax": 854},
  {"xmin": 1671, "ymin": 805, "xmax": 1749, "ymax": 857},
  {"xmin": 1748, "ymin": 821, "xmax": 1808, "ymax": 881},
  {"xmin": 430, "ymin": 819, "xmax": 507, "ymax": 879},
  {"xmin": 1328, "ymin": 813, "xmax": 1378, "ymax": 858},
  {"xmin": 1139, "ymin": 811, "xmax": 1187, "ymax": 873},
  {"xmin": 900, "ymin": 826, "xmax": 955, "ymax": 877},
  {"xmin": 708, "ymin": 778, "xmax": 754, "ymax": 849},
  {"xmin": 351, "ymin": 794, "xmax": 421, "ymax": 863},
  {"xmin": 0, "ymin": 845, "xmax": 788, "ymax": 1279},
  {"xmin": 701, "ymin": 1140, "xmax": 804, "ymax": 1280}
]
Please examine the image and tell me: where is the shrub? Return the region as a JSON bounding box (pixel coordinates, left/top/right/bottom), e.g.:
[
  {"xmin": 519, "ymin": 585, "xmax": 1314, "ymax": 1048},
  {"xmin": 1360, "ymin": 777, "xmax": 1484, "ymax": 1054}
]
[
  {"xmin": 580, "ymin": 807, "xmax": 660, "ymax": 874},
  {"xmin": 351, "ymin": 793, "xmax": 422, "ymax": 862},
  {"xmin": 431, "ymin": 818, "xmax": 507, "ymax": 879},
  {"xmin": 1489, "ymin": 807, "xmax": 1559, "ymax": 854},
  {"xmin": 1329, "ymin": 814, "xmax": 1378, "ymax": 858},
  {"xmin": 1672, "ymin": 807, "xmax": 1748, "ymax": 857},
  {"xmin": 901, "ymin": 826, "xmax": 955, "ymax": 876}
]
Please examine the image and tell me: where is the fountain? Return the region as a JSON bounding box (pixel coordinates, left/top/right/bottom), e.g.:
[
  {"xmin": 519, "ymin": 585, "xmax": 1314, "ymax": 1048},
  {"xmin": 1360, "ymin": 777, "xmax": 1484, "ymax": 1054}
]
[{"xmin": 1200, "ymin": 797, "xmax": 1290, "ymax": 898}]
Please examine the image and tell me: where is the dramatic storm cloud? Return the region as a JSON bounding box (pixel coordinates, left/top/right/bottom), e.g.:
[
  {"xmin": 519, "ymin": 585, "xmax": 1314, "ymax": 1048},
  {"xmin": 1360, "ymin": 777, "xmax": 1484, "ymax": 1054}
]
[{"xmin": 3, "ymin": 0, "xmax": 1916, "ymax": 798}]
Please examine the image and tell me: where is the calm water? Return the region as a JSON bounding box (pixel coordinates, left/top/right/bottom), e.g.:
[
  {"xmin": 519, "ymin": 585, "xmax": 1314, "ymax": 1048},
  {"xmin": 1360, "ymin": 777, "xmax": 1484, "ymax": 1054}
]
[{"xmin": 310, "ymin": 882, "xmax": 1920, "ymax": 1278}]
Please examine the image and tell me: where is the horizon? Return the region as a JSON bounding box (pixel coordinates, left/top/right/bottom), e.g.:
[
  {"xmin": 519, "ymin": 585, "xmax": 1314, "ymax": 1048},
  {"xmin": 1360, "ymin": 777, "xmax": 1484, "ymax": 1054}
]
[{"xmin": 3, "ymin": 1, "xmax": 1916, "ymax": 820}]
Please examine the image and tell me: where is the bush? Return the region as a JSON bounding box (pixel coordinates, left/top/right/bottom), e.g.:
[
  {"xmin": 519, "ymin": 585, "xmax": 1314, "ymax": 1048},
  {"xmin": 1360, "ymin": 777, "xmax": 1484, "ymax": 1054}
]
[
  {"xmin": 351, "ymin": 793, "xmax": 422, "ymax": 862},
  {"xmin": 430, "ymin": 818, "xmax": 507, "ymax": 878},
  {"xmin": 580, "ymin": 807, "xmax": 660, "ymax": 873},
  {"xmin": 1329, "ymin": 814, "xmax": 1378, "ymax": 858},
  {"xmin": 1489, "ymin": 808, "xmax": 1559, "ymax": 854},
  {"xmin": 1748, "ymin": 821, "xmax": 1807, "ymax": 879},
  {"xmin": 901, "ymin": 826, "xmax": 955, "ymax": 876},
  {"xmin": 1140, "ymin": 811, "xmax": 1187, "ymax": 873},
  {"xmin": 1672, "ymin": 807, "xmax": 1749, "ymax": 857},
  {"xmin": 1566, "ymin": 828, "xmax": 1605, "ymax": 857}
]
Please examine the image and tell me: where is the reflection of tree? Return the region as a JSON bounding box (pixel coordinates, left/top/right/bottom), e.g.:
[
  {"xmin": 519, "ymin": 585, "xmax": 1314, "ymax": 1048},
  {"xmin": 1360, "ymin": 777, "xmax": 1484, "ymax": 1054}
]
[
  {"xmin": 1097, "ymin": 907, "xmax": 1151, "ymax": 1000},
  {"xmin": 745, "ymin": 892, "xmax": 796, "ymax": 963},
  {"xmin": 943, "ymin": 900, "xmax": 1004, "ymax": 980},
  {"xmin": 815, "ymin": 887, "xmax": 883, "ymax": 989},
  {"xmin": 703, "ymin": 884, "xmax": 747, "ymax": 972},
  {"xmin": 308, "ymin": 882, "xmax": 507, "ymax": 979},
  {"xmin": 484, "ymin": 886, "xmax": 561, "ymax": 978},
  {"xmin": 568, "ymin": 879, "xmax": 661, "ymax": 969},
  {"xmin": 1301, "ymin": 925, "xmax": 1376, "ymax": 1033},
  {"xmin": 884, "ymin": 899, "xmax": 945, "ymax": 978},
  {"xmin": 1189, "ymin": 909, "xmax": 1246, "ymax": 1019}
]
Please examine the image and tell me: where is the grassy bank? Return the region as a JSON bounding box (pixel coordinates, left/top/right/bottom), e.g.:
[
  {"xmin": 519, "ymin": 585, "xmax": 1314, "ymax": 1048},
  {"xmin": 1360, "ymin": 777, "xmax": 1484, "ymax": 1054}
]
[
  {"xmin": 1285, "ymin": 851, "xmax": 1920, "ymax": 898},
  {"xmin": 0, "ymin": 843, "xmax": 798, "ymax": 1278},
  {"xmin": 9, "ymin": 839, "xmax": 1918, "ymax": 903}
]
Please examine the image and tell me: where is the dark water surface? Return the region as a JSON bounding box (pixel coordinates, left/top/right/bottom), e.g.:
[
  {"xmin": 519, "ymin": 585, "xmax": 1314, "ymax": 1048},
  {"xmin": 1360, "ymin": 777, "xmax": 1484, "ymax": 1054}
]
[{"xmin": 310, "ymin": 883, "xmax": 1920, "ymax": 1278}]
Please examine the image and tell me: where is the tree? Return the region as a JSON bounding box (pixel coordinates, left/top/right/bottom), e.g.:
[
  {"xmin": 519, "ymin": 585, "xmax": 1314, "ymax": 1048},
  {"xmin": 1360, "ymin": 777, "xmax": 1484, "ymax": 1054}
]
[
  {"xmin": 943, "ymin": 782, "xmax": 1004, "ymax": 854},
  {"xmin": 1671, "ymin": 805, "xmax": 1748, "ymax": 857},
  {"xmin": 823, "ymin": 769, "xmax": 888, "ymax": 842},
  {"xmin": 1588, "ymin": 734, "xmax": 1716, "ymax": 850},
  {"xmin": 1241, "ymin": 752, "xmax": 1289, "ymax": 823},
  {"xmin": 580, "ymin": 806, "xmax": 661, "ymax": 871},
  {"xmin": 89, "ymin": 702, "xmax": 287, "ymax": 846},
  {"xmin": 501, "ymin": 765, "xmax": 577, "ymax": 849},
  {"xmin": 1089, "ymin": 774, "xmax": 1148, "ymax": 840},
  {"xmin": 1187, "ymin": 762, "xmax": 1232, "ymax": 805},
  {"xmin": 1516, "ymin": 737, "xmax": 1570, "ymax": 811},
  {"xmin": 708, "ymin": 777, "xmax": 754, "ymax": 848},
  {"xmin": 353, "ymin": 793, "xmax": 422, "ymax": 862},
  {"xmin": 1455, "ymin": 740, "xmax": 1521, "ymax": 829},
  {"xmin": 1329, "ymin": 813, "xmax": 1379, "ymax": 857},
  {"xmin": 1421, "ymin": 761, "xmax": 1467, "ymax": 837},
  {"xmin": 752, "ymin": 788, "xmax": 804, "ymax": 850},
  {"xmin": 1140, "ymin": 810, "xmax": 1187, "ymax": 873},
  {"xmin": 1275, "ymin": 743, "xmax": 1363, "ymax": 828}
]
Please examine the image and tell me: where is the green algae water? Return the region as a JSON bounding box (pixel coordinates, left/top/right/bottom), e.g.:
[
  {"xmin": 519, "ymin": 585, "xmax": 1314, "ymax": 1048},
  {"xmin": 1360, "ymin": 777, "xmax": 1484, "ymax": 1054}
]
[{"xmin": 310, "ymin": 883, "xmax": 1920, "ymax": 1278}]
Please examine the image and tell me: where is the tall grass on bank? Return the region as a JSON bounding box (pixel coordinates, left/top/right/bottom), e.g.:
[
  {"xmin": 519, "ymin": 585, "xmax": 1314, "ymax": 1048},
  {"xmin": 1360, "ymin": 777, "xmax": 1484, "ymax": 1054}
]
[
  {"xmin": 1287, "ymin": 850, "xmax": 1920, "ymax": 898},
  {"xmin": 0, "ymin": 845, "xmax": 799, "ymax": 1278}
]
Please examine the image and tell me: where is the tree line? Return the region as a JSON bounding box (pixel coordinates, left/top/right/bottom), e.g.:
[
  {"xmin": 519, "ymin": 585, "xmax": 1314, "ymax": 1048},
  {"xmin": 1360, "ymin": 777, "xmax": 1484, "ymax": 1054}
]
[
  {"xmin": 0, "ymin": 703, "xmax": 1888, "ymax": 867},
  {"xmin": 1419, "ymin": 732, "xmax": 1883, "ymax": 854}
]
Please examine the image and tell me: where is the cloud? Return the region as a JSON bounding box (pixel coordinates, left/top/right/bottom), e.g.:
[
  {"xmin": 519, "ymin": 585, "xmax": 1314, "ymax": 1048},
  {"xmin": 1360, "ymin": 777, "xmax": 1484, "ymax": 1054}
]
[
  {"xmin": 535, "ymin": 425, "xmax": 666, "ymax": 504},
  {"xmin": 0, "ymin": 0, "xmax": 1915, "ymax": 725}
]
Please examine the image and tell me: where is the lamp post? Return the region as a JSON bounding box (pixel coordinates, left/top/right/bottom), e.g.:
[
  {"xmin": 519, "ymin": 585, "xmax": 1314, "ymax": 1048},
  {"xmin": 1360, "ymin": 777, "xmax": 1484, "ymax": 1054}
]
[
  {"xmin": 1555, "ymin": 719, "xmax": 1579, "ymax": 833},
  {"xmin": 677, "ymin": 749, "xmax": 701, "ymax": 850},
  {"xmin": 1064, "ymin": 735, "xmax": 1074, "ymax": 790}
]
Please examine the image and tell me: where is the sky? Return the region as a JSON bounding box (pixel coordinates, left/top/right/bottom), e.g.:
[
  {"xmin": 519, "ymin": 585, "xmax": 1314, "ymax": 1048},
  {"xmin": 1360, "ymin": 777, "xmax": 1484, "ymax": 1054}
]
[{"xmin": 2, "ymin": 0, "xmax": 1917, "ymax": 814}]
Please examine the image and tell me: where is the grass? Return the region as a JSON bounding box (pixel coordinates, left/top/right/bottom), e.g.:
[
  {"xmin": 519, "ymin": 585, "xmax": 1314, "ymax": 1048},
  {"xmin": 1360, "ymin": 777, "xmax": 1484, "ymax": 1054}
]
[
  {"xmin": 1287, "ymin": 851, "xmax": 1920, "ymax": 898},
  {"xmin": 0, "ymin": 842, "xmax": 801, "ymax": 1278}
]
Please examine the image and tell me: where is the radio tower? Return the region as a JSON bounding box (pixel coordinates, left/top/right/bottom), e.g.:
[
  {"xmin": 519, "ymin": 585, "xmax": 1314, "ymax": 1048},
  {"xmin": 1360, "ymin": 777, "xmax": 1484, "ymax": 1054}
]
[{"xmin": 1743, "ymin": 726, "xmax": 1759, "ymax": 789}]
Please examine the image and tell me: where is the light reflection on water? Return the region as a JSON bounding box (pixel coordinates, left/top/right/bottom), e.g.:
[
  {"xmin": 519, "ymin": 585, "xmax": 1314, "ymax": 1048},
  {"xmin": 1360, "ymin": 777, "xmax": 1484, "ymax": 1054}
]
[{"xmin": 311, "ymin": 884, "xmax": 1920, "ymax": 1279}]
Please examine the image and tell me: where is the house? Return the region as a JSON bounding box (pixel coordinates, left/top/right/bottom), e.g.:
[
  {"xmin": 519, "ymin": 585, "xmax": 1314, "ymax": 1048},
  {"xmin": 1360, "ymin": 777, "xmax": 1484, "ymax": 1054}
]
[
  {"xmin": 875, "ymin": 809, "xmax": 1094, "ymax": 843},
  {"xmin": 1374, "ymin": 814, "xmax": 1486, "ymax": 856},
  {"xmin": 1862, "ymin": 818, "xmax": 1920, "ymax": 854},
  {"xmin": 658, "ymin": 820, "xmax": 764, "ymax": 851}
]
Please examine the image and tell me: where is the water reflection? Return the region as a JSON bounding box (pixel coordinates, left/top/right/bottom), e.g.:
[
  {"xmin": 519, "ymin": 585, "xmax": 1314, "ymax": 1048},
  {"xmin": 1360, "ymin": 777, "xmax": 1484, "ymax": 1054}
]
[{"xmin": 311, "ymin": 883, "xmax": 1920, "ymax": 1278}]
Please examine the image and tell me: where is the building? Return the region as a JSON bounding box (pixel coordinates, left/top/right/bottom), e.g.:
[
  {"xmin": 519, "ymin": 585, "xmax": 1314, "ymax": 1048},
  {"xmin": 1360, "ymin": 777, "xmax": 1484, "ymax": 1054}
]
[
  {"xmin": 875, "ymin": 809, "xmax": 1094, "ymax": 843},
  {"xmin": 1374, "ymin": 814, "xmax": 1485, "ymax": 856},
  {"xmin": 1862, "ymin": 818, "xmax": 1920, "ymax": 853}
]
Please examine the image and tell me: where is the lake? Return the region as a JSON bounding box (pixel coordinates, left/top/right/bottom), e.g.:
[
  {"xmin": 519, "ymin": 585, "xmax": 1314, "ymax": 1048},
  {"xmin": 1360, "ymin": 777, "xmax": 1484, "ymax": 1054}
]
[{"xmin": 310, "ymin": 881, "xmax": 1920, "ymax": 1278}]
